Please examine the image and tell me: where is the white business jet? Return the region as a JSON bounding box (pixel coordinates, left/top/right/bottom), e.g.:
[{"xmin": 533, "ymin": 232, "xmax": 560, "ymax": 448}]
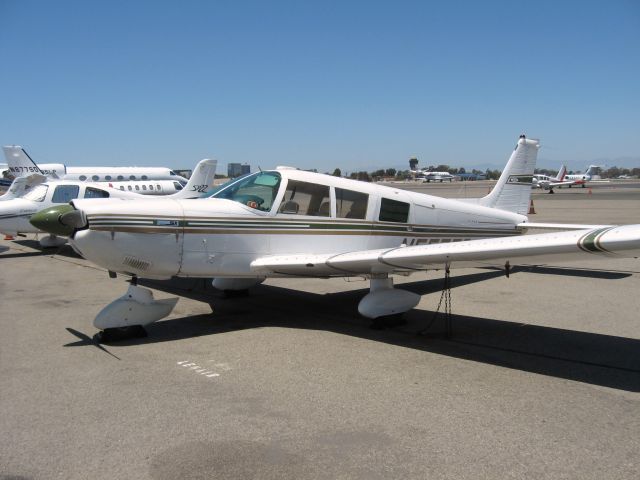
[
  {"xmin": 2, "ymin": 146, "xmax": 189, "ymax": 189},
  {"xmin": 564, "ymin": 165, "xmax": 600, "ymax": 187},
  {"xmin": 421, "ymin": 171, "xmax": 456, "ymax": 182},
  {"xmin": 30, "ymin": 135, "xmax": 640, "ymax": 341},
  {"xmin": 1, "ymin": 159, "xmax": 216, "ymax": 247}
]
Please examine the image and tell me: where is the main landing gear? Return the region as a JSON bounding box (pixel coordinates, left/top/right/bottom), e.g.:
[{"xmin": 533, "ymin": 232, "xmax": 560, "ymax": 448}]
[
  {"xmin": 95, "ymin": 277, "xmax": 178, "ymax": 342},
  {"xmin": 358, "ymin": 274, "xmax": 420, "ymax": 327}
]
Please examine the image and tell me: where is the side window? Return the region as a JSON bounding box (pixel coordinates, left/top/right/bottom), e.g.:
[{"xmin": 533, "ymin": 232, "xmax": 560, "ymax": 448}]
[
  {"xmin": 379, "ymin": 198, "xmax": 410, "ymax": 223},
  {"xmin": 142, "ymin": 185, "xmax": 147, "ymax": 190},
  {"xmin": 149, "ymin": 185, "xmax": 154, "ymax": 191},
  {"xmin": 336, "ymin": 188, "xmax": 368, "ymax": 219},
  {"xmin": 279, "ymin": 180, "xmax": 330, "ymax": 216},
  {"xmin": 117, "ymin": 175, "xmax": 124, "ymax": 180},
  {"xmin": 127, "ymin": 185, "xmax": 132, "ymax": 191},
  {"xmin": 135, "ymin": 185, "xmax": 140, "ymax": 191},
  {"xmin": 156, "ymin": 184, "xmax": 161, "ymax": 191},
  {"xmin": 119, "ymin": 186, "xmax": 124, "ymax": 191},
  {"xmin": 84, "ymin": 187, "xmax": 110, "ymax": 198},
  {"xmin": 79, "ymin": 175, "xmax": 87, "ymax": 181},
  {"xmin": 92, "ymin": 175, "xmax": 99, "ymax": 181},
  {"xmin": 51, "ymin": 185, "xmax": 80, "ymax": 203}
]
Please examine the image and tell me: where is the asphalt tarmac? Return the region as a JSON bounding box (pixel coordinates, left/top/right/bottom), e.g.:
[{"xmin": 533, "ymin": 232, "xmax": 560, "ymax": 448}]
[{"xmin": 1, "ymin": 182, "xmax": 639, "ymax": 479}]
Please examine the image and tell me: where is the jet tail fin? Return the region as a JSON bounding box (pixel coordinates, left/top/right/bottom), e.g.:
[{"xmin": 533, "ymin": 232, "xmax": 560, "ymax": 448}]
[
  {"xmin": 478, "ymin": 135, "xmax": 539, "ymax": 215},
  {"xmin": 169, "ymin": 159, "xmax": 217, "ymax": 199},
  {"xmin": 557, "ymin": 165, "xmax": 567, "ymax": 181},
  {"xmin": 2, "ymin": 146, "xmax": 44, "ymax": 178}
]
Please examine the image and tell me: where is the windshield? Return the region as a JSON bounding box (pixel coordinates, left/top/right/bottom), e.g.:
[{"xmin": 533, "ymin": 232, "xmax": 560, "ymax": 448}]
[
  {"xmin": 210, "ymin": 171, "xmax": 281, "ymax": 211},
  {"xmin": 23, "ymin": 184, "xmax": 49, "ymax": 202}
]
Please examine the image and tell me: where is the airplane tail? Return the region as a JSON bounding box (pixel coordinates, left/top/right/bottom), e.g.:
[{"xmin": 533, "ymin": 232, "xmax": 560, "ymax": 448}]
[
  {"xmin": 478, "ymin": 135, "xmax": 539, "ymax": 215},
  {"xmin": 0, "ymin": 173, "xmax": 47, "ymax": 201},
  {"xmin": 585, "ymin": 165, "xmax": 599, "ymax": 176},
  {"xmin": 556, "ymin": 165, "xmax": 567, "ymax": 181},
  {"xmin": 169, "ymin": 159, "xmax": 217, "ymax": 199},
  {"xmin": 2, "ymin": 146, "xmax": 44, "ymax": 178}
]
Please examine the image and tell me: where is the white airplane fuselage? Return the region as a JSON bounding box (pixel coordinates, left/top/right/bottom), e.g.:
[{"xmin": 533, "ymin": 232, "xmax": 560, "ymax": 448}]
[
  {"xmin": 0, "ymin": 182, "xmax": 140, "ymax": 236},
  {"xmin": 68, "ymin": 168, "xmax": 527, "ymax": 280}
]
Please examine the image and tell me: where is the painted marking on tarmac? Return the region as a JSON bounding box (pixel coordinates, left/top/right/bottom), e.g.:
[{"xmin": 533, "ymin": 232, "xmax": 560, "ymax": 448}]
[{"xmin": 176, "ymin": 359, "xmax": 230, "ymax": 379}]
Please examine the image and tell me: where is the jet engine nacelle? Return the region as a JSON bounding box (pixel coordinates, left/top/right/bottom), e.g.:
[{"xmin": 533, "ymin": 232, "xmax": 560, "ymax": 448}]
[
  {"xmin": 212, "ymin": 277, "xmax": 265, "ymax": 291},
  {"xmin": 37, "ymin": 163, "xmax": 66, "ymax": 178}
]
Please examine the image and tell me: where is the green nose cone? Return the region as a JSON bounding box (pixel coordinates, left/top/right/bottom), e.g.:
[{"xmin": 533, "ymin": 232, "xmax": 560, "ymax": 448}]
[{"xmin": 30, "ymin": 205, "xmax": 76, "ymax": 236}]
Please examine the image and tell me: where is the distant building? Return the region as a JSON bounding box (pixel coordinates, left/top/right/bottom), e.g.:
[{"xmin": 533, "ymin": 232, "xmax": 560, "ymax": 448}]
[{"xmin": 228, "ymin": 163, "xmax": 251, "ymax": 178}]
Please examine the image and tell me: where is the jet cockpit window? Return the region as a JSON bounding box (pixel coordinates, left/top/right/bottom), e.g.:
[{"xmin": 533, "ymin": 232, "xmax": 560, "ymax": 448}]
[
  {"xmin": 84, "ymin": 187, "xmax": 110, "ymax": 198},
  {"xmin": 23, "ymin": 184, "xmax": 49, "ymax": 202},
  {"xmin": 173, "ymin": 181, "xmax": 183, "ymax": 191},
  {"xmin": 51, "ymin": 185, "xmax": 80, "ymax": 203},
  {"xmin": 336, "ymin": 188, "xmax": 368, "ymax": 219},
  {"xmin": 278, "ymin": 180, "xmax": 330, "ymax": 216},
  {"xmin": 210, "ymin": 171, "xmax": 281, "ymax": 211},
  {"xmin": 379, "ymin": 198, "xmax": 410, "ymax": 223}
]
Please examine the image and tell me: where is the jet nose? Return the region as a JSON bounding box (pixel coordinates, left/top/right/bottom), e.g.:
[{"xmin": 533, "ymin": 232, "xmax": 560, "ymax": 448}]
[{"xmin": 29, "ymin": 205, "xmax": 86, "ymax": 236}]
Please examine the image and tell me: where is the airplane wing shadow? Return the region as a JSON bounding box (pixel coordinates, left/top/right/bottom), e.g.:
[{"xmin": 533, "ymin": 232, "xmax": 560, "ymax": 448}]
[{"xmin": 126, "ymin": 272, "xmax": 640, "ymax": 392}]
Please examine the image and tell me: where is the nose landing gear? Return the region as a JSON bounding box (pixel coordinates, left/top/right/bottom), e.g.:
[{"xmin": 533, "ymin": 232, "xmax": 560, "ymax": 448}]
[{"xmin": 94, "ymin": 279, "xmax": 178, "ymax": 342}]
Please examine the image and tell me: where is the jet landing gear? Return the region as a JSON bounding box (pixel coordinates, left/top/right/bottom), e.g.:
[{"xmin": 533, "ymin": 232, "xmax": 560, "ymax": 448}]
[
  {"xmin": 358, "ymin": 275, "xmax": 420, "ymax": 328},
  {"xmin": 94, "ymin": 279, "xmax": 178, "ymax": 342}
]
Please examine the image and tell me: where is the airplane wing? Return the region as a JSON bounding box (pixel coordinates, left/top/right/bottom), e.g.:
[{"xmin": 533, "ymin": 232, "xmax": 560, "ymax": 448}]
[
  {"xmin": 548, "ymin": 180, "xmax": 577, "ymax": 187},
  {"xmin": 251, "ymin": 225, "xmax": 640, "ymax": 277}
]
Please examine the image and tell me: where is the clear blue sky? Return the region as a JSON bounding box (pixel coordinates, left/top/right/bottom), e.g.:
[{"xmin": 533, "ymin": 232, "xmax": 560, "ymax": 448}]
[{"xmin": 1, "ymin": 0, "xmax": 638, "ymax": 173}]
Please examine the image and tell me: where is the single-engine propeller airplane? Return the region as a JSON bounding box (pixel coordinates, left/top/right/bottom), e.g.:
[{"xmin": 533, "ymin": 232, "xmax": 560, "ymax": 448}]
[
  {"xmin": 30, "ymin": 135, "xmax": 640, "ymax": 341},
  {"xmin": 2, "ymin": 159, "xmax": 216, "ymax": 247},
  {"xmin": 532, "ymin": 165, "xmax": 578, "ymax": 193}
]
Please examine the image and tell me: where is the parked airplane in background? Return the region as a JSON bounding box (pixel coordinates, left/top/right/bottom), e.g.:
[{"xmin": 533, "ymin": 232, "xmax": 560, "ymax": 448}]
[
  {"xmin": 409, "ymin": 160, "xmax": 456, "ymax": 182},
  {"xmin": 2, "ymin": 145, "xmax": 189, "ymax": 184},
  {"xmin": 564, "ymin": 165, "xmax": 600, "ymax": 187},
  {"xmin": 30, "ymin": 135, "xmax": 640, "ymax": 341},
  {"xmin": 0, "ymin": 159, "xmax": 216, "ymax": 247},
  {"xmin": 0, "ymin": 173, "xmax": 46, "ymax": 201},
  {"xmin": 532, "ymin": 165, "xmax": 577, "ymax": 193},
  {"xmin": 420, "ymin": 171, "xmax": 456, "ymax": 183}
]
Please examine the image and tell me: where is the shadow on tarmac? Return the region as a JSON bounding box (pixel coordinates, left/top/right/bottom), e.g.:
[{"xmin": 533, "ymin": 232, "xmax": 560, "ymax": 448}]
[
  {"xmin": 3, "ymin": 239, "xmax": 82, "ymax": 259},
  {"xmin": 70, "ymin": 270, "xmax": 640, "ymax": 392}
]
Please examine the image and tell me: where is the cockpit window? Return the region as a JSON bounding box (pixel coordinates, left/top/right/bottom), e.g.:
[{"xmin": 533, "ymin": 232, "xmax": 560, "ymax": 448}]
[
  {"xmin": 210, "ymin": 171, "xmax": 281, "ymax": 211},
  {"xmin": 84, "ymin": 187, "xmax": 110, "ymax": 198},
  {"xmin": 51, "ymin": 185, "xmax": 80, "ymax": 203},
  {"xmin": 23, "ymin": 184, "xmax": 49, "ymax": 202},
  {"xmin": 278, "ymin": 180, "xmax": 330, "ymax": 216}
]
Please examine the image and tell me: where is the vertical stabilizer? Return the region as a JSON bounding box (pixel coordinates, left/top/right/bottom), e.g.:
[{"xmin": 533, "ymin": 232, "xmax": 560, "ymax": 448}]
[
  {"xmin": 479, "ymin": 135, "xmax": 539, "ymax": 215},
  {"xmin": 557, "ymin": 165, "xmax": 567, "ymax": 181},
  {"xmin": 2, "ymin": 146, "xmax": 43, "ymax": 178},
  {"xmin": 169, "ymin": 159, "xmax": 218, "ymax": 199}
]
